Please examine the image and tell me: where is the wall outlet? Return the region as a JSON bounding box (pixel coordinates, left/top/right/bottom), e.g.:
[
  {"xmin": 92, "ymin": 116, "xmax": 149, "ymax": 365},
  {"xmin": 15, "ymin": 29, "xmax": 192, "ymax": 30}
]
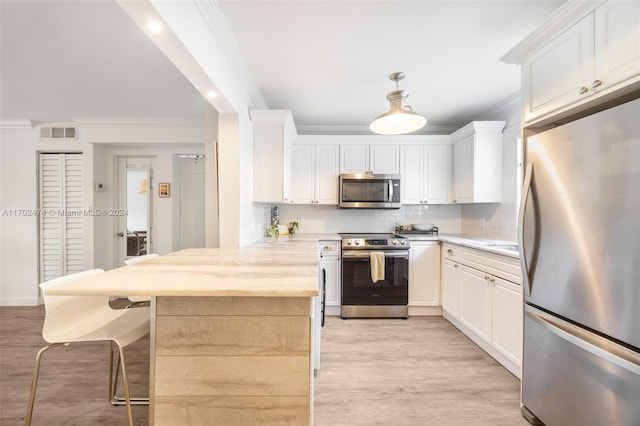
[{"xmin": 94, "ymin": 183, "xmax": 105, "ymax": 192}]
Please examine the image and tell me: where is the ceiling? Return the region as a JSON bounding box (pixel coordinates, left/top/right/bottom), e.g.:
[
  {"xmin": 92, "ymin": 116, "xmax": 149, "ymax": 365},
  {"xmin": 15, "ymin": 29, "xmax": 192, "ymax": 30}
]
[{"xmin": 1, "ymin": 0, "xmax": 565, "ymax": 133}]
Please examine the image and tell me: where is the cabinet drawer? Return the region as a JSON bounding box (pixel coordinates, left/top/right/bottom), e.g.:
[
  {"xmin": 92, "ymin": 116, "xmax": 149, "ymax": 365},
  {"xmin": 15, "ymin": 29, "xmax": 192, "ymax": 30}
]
[
  {"xmin": 461, "ymin": 247, "xmax": 522, "ymax": 285},
  {"xmin": 318, "ymin": 241, "xmax": 340, "ymax": 257},
  {"xmin": 442, "ymin": 243, "xmax": 461, "ymax": 261}
]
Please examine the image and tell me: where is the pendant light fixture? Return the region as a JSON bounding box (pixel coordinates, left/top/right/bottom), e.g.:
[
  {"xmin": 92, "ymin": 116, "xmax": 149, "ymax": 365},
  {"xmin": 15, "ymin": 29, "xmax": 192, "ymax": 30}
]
[{"xmin": 370, "ymin": 72, "xmax": 426, "ymax": 135}]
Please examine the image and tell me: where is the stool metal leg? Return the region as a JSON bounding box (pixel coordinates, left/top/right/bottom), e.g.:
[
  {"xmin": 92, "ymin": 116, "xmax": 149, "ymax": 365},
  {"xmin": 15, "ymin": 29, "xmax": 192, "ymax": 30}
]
[
  {"xmin": 109, "ymin": 342, "xmax": 149, "ymax": 406},
  {"xmin": 26, "ymin": 343, "xmax": 66, "ymax": 426}
]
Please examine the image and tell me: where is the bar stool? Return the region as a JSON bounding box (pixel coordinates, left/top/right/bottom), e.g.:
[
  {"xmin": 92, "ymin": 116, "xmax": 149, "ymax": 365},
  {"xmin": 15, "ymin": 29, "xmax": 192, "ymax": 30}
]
[
  {"xmin": 26, "ymin": 269, "xmax": 150, "ymax": 426},
  {"xmin": 124, "ymin": 253, "xmax": 159, "ymax": 304}
]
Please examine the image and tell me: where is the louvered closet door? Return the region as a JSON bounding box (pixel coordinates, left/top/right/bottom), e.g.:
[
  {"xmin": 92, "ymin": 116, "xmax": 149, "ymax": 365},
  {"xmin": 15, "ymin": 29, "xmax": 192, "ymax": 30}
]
[{"xmin": 39, "ymin": 153, "xmax": 84, "ymax": 282}]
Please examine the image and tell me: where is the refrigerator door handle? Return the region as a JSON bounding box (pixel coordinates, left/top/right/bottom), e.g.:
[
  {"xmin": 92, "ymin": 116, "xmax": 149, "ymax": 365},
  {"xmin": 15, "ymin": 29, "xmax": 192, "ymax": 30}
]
[
  {"xmin": 526, "ymin": 306, "xmax": 640, "ymax": 375},
  {"xmin": 519, "ymin": 163, "xmax": 534, "ymax": 296}
]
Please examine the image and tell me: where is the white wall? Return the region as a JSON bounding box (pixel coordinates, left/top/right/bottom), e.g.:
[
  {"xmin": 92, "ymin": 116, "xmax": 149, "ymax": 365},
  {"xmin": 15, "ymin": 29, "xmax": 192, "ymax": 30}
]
[
  {"xmin": 0, "ymin": 124, "xmax": 93, "ymax": 305},
  {"xmin": 0, "ymin": 120, "xmax": 205, "ymax": 306},
  {"xmin": 460, "ymin": 94, "xmax": 521, "ymax": 241}
]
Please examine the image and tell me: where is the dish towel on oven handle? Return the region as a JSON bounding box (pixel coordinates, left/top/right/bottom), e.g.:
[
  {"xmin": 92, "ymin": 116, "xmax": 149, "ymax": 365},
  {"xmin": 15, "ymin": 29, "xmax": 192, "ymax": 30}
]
[{"xmin": 370, "ymin": 252, "xmax": 385, "ymax": 283}]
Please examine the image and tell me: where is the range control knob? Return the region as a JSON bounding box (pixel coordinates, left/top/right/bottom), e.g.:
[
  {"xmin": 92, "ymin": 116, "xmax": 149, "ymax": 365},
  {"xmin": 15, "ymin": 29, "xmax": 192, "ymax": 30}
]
[
  {"xmin": 346, "ymin": 240, "xmax": 352, "ymax": 246},
  {"xmin": 392, "ymin": 240, "xmax": 398, "ymax": 245},
  {"xmin": 354, "ymin": 240, "xmax": 361, "ymax": 246},
  {"xmin": 400, "ymin": 240, "xmax": 406, "ymax": 245}
]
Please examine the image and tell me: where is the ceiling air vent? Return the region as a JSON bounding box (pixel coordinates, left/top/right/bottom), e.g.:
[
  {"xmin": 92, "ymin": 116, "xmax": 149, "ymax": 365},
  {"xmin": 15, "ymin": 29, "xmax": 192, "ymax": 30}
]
[{"xmin": 39, "ymin": 126, "xmax": 77, "ymax": 140}]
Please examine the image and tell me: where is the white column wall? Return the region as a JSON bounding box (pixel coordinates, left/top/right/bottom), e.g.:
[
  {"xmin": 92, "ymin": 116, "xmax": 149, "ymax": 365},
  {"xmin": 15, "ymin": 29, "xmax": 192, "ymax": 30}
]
[{"xmin": 117, "ymin": 0, "xmax": 266, "ymax": 248}]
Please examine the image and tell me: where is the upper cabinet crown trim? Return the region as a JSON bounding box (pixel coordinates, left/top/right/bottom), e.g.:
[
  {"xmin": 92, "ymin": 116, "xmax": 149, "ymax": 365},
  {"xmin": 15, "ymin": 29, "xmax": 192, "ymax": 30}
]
[
  {"xmin": 450, "ymin": 121, "xmax": 506, "ymax": 142},
  {"xmin": 500, "ymin": 1, "xmax": 606, "ymax": 65},
  {"xmin": 295, "ymin": 134, "xmax": 451, "ymax": 145}
]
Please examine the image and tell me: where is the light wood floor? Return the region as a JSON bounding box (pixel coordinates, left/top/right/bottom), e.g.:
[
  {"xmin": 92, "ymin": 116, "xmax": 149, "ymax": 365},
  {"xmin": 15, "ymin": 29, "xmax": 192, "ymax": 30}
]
[{"xmin": 1, "ymin": 307, "xmax": 528, "ymax": 425}]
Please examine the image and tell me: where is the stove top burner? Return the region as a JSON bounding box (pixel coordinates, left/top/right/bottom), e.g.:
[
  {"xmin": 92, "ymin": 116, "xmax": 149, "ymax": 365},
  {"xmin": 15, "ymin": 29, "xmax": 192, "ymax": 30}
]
[{"xmin": 339, "ymin": 233, "xmax": 410, "ymax": 250}]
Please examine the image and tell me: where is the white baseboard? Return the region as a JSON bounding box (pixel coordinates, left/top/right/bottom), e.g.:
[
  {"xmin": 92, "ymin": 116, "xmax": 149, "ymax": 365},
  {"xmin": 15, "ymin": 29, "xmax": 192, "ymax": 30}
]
[
  {"xmin": 325, "ymin": 305, "xmax": 341, "ymax": 316},
  {"xmin": 408, "ymin": 305, "xmax": 442, "ymax": 316},
  {"xmin": 0, "ymin": 297, "xmax": 42, "ymax": 307}
]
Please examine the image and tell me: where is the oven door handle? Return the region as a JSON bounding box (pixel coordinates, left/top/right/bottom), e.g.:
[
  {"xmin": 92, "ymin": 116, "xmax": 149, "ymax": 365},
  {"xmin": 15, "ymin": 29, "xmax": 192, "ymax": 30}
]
[{"xmin": 342, "ymin": 250, "xmax": 409, "ymax": 259}]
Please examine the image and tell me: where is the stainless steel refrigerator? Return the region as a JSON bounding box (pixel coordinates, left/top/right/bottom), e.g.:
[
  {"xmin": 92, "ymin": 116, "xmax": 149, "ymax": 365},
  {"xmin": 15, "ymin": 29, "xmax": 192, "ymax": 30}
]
[{"xmin": 519, "ymin": 97, "xmax": 640, "ymax": 425}]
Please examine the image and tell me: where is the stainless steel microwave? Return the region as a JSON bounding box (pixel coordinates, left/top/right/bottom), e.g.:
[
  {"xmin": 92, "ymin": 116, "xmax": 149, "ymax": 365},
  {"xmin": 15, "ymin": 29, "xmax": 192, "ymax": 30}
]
[{"xmin": 339, "ymin": 174, "xmax": 401, "ymax": 209}]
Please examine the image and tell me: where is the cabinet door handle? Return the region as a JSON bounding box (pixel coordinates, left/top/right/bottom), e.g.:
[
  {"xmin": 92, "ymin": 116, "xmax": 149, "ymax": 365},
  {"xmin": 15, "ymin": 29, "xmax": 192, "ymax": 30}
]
[
  {"xmin": 578, "ymin": 86, "xmax": 588, "ymax": 95},
  {"xmin": 592, "ymin": 79, "xmax": 603, "ymax": 90},
  {"xmin": 454, "ymin": 264, "xmax": 458, "ymax": 269},
  {"xmin": 447, "ymin": 249, "xmax": 453, "ymax": 254}
]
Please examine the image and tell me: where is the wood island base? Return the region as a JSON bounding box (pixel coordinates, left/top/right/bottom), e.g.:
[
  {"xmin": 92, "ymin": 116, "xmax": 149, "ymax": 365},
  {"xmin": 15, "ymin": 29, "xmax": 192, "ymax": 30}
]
[{"xmin": 150, "ymin": 296, "xmax": 313, "ymax": 425}]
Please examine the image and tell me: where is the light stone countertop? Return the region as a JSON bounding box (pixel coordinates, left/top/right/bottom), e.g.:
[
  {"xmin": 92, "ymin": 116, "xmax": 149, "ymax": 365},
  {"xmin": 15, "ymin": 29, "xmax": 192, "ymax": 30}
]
[
  {"xmin": 437, "ymin": 234, "xmax": 520, "ymax": 258},
  {"xmin": 397, "ymin": 232, "xmax": 519, "ymax": 258},
  {"xmin": 45, "ymin": 239, "xmax": 326, "ymax": 297}
]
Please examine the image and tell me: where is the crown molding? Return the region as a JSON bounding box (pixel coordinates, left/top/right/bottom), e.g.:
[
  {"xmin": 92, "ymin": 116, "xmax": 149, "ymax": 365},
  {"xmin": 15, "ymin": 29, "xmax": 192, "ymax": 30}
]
[
  {"xmin": 296, "ymin": 124, "xmax": 459, "ymax": 136},
  {"xmin": 0, "ymin": 119, "xmax": 38, "ymax": 129},
  {"xmin": 195, "ymin": 1, "xmax": 268, "ymax": 110},
  {"xmin": 500, "ymin": 1, "xmax": 604, "ymax": 65},
  {"xmin": 73, "ymin": 118, "xmax": 204, "ymax": 128}
]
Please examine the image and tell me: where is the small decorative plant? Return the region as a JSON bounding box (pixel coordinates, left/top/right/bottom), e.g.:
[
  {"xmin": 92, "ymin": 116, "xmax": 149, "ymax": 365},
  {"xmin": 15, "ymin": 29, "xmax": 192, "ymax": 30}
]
[
  {"xmin": 267, "ymin": 220, "xmax": 279, "ymax": 238},
  {"xmin": 288, "ymin": 221, "xmax": 299, "ymax": 235}
]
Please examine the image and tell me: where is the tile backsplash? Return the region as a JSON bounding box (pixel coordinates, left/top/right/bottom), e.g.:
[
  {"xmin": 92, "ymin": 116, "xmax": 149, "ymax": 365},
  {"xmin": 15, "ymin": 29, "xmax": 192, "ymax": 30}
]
[{"xmin": 267, "ymin": 204, "xmax": 462, "ymax": 234}]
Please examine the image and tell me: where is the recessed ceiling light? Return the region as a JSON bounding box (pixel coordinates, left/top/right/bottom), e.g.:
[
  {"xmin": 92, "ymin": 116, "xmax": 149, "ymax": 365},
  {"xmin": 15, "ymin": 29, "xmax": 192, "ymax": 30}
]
[
  {"xmin": 146, "ymin": 21, "xmax": 164, "ymax": 33},
  {"xmin": 207, "ymin": 91, "xmax": 217, "ymax": 98}
]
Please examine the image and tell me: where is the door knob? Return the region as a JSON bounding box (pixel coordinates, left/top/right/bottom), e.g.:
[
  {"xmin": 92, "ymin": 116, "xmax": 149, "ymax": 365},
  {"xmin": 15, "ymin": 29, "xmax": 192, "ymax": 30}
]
[{"xmin": 116, "ymin": 232, "xmax": 124, "ymax": 238}]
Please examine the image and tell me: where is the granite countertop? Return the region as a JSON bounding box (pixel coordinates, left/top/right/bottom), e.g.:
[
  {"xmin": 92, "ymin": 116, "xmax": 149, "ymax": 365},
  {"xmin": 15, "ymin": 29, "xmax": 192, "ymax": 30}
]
[{"xmin": 45, "ymin": 241, "xmax": 322, "ymax": 297}]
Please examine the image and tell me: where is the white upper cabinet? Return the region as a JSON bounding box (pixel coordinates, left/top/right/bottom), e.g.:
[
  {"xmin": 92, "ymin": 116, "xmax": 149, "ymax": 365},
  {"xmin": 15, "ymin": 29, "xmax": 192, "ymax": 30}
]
[
  {"xmin": 522, "ymin": 17, "xmax": 594, "ymax": 123},
  {"xmin": 594, "ymin": 0, "xmax": 640, "ymax": 90},
  {"xmin": 513, "ymin": 0, "xmax": 640, "ymax": 125},
  {"xmin": 252, "ymin": 110, "xmax": 297, "ymax": 203},
  {"xmin": 450, "ymin": 121, "xmax": 505, "ymax": 204},
  {"xmin": 291, "ymin": 145, "xmax": 315, "ymax": 204},
  {"xmin": 291, "ymin": 144, "xmax": 339, "ymax": 205},
  {"xmin": 369, "ymin": 145, "xmax": 400, "ymax": 174},
  {"xmin": 400, "ymin": 144, "xmax": 450, "ymax": 204},
  {"xmin": 340, "ymin": 145, "xmax": 368, "ymax": 173},
  {"xmin": 340, "ymin": 144, "xmax": 399, "ymax": 174}
]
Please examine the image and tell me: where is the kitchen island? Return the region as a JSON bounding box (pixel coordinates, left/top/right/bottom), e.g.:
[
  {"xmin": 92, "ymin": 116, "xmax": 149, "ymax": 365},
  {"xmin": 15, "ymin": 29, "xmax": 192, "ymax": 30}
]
[{"xmin": 45, "ymin": 238, "xmax": 320, "ymax": 426}]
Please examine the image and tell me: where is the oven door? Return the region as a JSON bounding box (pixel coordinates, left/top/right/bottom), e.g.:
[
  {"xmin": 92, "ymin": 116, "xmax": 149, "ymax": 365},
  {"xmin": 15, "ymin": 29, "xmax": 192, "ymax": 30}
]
[{"xmin": 341, "ymin": 250, "xmax": 409, "ymax": 306}]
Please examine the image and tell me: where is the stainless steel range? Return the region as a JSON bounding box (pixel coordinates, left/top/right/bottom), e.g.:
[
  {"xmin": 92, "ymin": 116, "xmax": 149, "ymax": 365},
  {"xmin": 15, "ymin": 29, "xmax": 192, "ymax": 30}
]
[{"xmin": 340, "ymin": 233, "xmax": 410, "ymax": 318}]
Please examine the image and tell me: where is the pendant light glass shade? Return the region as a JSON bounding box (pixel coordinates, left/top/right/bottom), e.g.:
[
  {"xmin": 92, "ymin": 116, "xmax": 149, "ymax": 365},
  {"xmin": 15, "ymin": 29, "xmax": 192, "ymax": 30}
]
[{"xmin": 370, "ymin": 72, "xmax": 426, "ymax": 135}]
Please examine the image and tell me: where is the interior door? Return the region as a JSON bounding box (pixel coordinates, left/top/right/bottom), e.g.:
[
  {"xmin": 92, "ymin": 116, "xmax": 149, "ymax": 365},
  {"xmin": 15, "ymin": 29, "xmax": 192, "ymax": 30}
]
[
  {"xmin": 178, "ymin": 155, "xmax": 205, "ymax": 249},
  {"xmin": 116, "ymin": 157, "xmax": 154, "ymax": 267}
]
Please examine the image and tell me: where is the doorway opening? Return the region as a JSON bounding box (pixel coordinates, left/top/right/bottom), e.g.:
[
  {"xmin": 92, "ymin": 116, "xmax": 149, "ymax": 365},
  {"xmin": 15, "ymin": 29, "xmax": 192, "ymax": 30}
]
[{"xmin": 116, "ymin": 156, "xmax": 155, "ymax": 267}]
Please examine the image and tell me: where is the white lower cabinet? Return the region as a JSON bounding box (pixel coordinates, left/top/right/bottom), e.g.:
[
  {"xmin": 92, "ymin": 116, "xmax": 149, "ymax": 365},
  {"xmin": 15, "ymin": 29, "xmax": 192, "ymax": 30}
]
[
  {"xmin": 440, "ymin": 243, "xmax": 523, "ymax": 378},
  {"xmin": 458, "ymin": 265, "xmax": 492, "ymax": 343},
  {"xmin": 441, "ymin": 258, "xmax": 459, "ymax": 317},
  {"xmin": 319, "ymin": 240, "xmax": 341, "ymax": 316},
  {"xmin": 492, "ymin": 276, "xmax": 523, "ymax": 366},
  {"xmin": 408, "ymin": 241, "xmax": 441, "ymax": 315}
]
